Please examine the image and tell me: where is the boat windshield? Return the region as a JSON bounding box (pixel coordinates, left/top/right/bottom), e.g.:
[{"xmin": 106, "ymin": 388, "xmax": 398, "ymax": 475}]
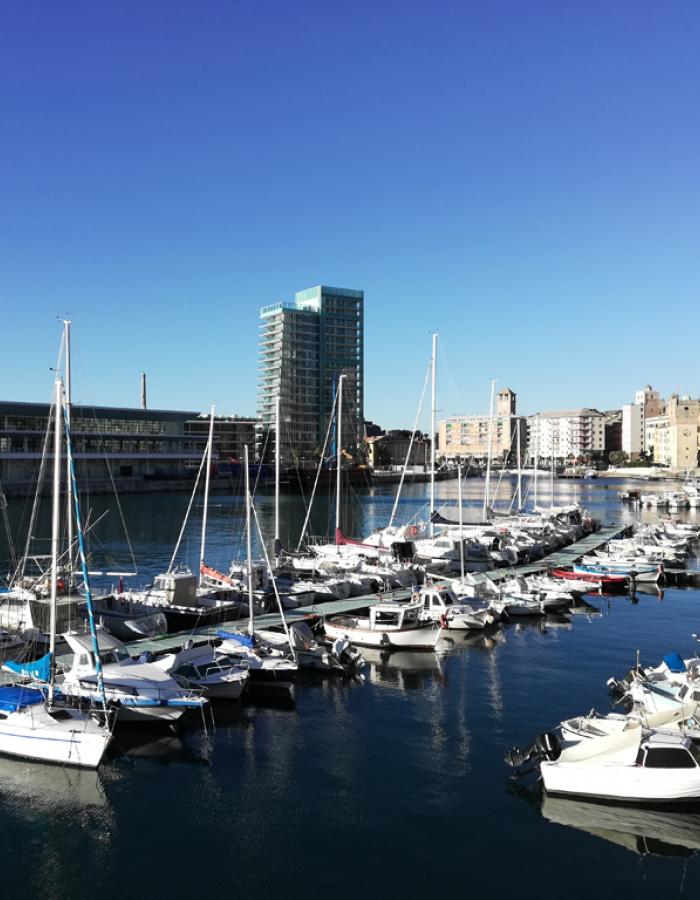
[{"xmin": 98, "ymin": 646, "xmax": 130, "ymax": 665}]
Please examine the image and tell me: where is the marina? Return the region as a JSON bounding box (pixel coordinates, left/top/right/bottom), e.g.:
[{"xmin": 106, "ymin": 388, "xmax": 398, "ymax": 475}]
[
  {"xmin": 2, "ymin": 473, "xmax": 700, "ymax": 898},
  {"xmin": 3, "ymin": 4, "xmax": 698, "ymax": 897}
]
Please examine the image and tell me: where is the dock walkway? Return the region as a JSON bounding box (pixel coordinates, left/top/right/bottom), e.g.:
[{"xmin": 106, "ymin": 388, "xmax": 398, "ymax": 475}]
[{"xmin": 123, "ymin": 523, "xmax": 632, "ymax": 658}]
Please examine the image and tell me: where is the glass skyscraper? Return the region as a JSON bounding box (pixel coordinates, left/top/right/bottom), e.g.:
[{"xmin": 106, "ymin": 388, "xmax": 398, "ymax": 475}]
[{"xmin": 257, "ymin": 285, "xmax": 364, "ymax": 464}]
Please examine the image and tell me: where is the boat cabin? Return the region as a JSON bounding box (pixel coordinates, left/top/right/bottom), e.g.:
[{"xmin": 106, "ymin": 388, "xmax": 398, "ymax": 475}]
[
  {"xmin": 420, "ymin": 585, "xmax": 458, "ymax": 615},
  {"xmin": 637, "ymin": 733, "xmax": 700, "ymax": 769},
  {"xmin": 64, "ymin": 630, "xmax": 132, "ymax": 675},
  {"xmin": 369, "ymin": 601, "xmax": 423, "ymax": 631},
  {"xmin": 147, "ymin": 571, "xmax": 198, "ymax": 607}
]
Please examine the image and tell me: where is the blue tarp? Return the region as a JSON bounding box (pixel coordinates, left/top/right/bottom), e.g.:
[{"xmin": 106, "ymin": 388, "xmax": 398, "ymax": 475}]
[
  {"xmin": 2, "ymin": 653, "xmax": 51, "ymax": 683},
  {"xmin": 216, "ymin": 630, "xmax": 254, "ymax": 648},
  {"xmin": 0, "ymin": 686, "xmax": 45, "ymax": 713},
  {"xmin": 663, "ymin": 652, "xmax": 686, "ymax": 674}
]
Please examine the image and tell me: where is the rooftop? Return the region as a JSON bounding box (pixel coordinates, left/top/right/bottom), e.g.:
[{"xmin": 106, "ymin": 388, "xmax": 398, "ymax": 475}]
[{"xmin": 529, "ymin": 409, "xmax": 605, "ymax": 419}]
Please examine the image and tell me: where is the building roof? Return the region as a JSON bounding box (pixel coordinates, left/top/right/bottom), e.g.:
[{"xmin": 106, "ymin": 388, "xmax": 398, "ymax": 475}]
[
  {"xmin": 529, "ymin": 408, "xmax": 604, "ymax": 419},
  {"xmin": 0, "ymin": 399, "xmax": 201, "ymax": 422}
]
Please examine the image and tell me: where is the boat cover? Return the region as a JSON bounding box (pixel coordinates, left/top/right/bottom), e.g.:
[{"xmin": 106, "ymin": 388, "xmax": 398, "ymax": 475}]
[
  {"xmin": 217, "ymin": 630, "xmax": 254, "ymax": 648},
  {"xmin": 0, "ymin": 686, "xmax": 45, "ymax": 713},
  {"xmin": 2, "ymin": 653, "xmax": 51, "ymax": 683},
  {"xmin": 663, "ymin": 652, "xmax": 686, "ymax": 674}
]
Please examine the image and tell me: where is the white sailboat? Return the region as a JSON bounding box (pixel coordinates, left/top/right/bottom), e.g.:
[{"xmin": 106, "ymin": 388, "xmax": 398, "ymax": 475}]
[{"xmin": 0, "ymin": 377, "xmax": 111, "ymax": 767}]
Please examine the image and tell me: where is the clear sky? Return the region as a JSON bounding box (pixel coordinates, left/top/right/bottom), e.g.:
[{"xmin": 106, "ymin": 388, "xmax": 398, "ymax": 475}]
[{"xmin": 1, "ymin": 1, "xmax": 699, "ymax": 426}]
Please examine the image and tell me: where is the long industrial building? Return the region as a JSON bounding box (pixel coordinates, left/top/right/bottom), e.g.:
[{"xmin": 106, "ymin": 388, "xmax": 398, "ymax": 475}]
[{"xmin": 0, "ymin": 400, "xmax": 256, "ymax": 496}]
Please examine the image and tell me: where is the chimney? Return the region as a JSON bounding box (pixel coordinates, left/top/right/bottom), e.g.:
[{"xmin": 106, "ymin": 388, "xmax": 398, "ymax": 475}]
[{"xmin": 141, "ymin": 372, "xmax": 147, "ymax": 410}]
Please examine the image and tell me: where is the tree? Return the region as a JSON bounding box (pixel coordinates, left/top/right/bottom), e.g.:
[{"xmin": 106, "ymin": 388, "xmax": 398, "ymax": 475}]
[{"xmin": 609, "ymin": 450, "xmax": 629, "ymax": 467}]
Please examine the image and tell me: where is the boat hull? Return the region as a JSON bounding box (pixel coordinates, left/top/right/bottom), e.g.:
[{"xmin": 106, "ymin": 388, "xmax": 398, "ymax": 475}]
[
  {"xmin": 0, "ymin": 707, "xmax": 110, "ymax": 768},
  {"xmin": 542, "ymin": 762, "xmax": 700, "ymax": 803},
  {"xmin": 323, "ymin": 618, "xmax": 440, "ymax": 650}
]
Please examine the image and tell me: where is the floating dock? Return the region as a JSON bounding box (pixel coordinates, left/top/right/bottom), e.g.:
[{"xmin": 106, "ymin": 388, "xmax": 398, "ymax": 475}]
[{"xmin": 123, "ymin": 523, "xmax": 634, "ymax": 659}]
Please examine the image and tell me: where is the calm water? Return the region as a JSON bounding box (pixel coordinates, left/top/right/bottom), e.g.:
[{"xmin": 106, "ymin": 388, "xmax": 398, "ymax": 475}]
[{"xmin": 2, "ymin": 475, "xmax": 700, "ymax": 899}]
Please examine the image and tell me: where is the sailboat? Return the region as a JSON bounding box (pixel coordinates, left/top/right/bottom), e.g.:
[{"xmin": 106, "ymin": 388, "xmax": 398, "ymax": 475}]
[
  {"xmin": 0, "ymin": 376, "xmax": 112, "ymax": 767},
  {"xmin": 215, "ymin": 446, "xmax": 298, "ymax": 692}
]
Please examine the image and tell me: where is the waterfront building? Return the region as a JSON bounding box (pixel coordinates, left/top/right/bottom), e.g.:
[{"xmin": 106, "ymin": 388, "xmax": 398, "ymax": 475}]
[
  {"xmin": 645, "ymin": 414, "xmax": 671, "ymax": 465},
  {"xmin": 0, "ymin": 401, "xmax": 256, "ymax": 496},
  {"xmin": 527, "ymin": 409, "xmax": 605, "ymax": 461},
  {"xmin": 257, "ymin": 285, "xmax": 364, "ymax": 464},
  {"xmin": 365, "ymin": 430, "xmax": 429, "ymax": 468},
  {"xmin": 645, "ymin": 394, "xmax": 700, "ymax": 469},
  {"xmin": 635, "ymin": 385, "xmax": 664, "ymax": 419},
  {"xmin": 621, "ymin": 385, "xmax": 664, "ymax": 455},
  {"xmin": 438, "ymin": 388, "xmax": 527, "ymax": 461},
  {"xmin": 621, "ymin": 403, "xmax": 644, "ymax": 455}
]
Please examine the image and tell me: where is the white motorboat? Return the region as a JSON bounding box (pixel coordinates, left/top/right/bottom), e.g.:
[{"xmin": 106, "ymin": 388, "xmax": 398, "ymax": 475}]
[
  {"xmin": 216, "ymin": 631, "xmax": 298, "ymax": 690},
  {"xmin": 153, "ymin": 644, "xmax": 249, "ymax": 700},
  {"xmin": 323, "ymin": 599, "xmax": 441, "ymax": 650},
  {"xmin": 59, "ymin": 631, "xmax": 207, "ymax": 723},
  {"xmin": 578, "ymin": 557, "xmax": 664, "ymax": 584},
  {"xmin": 418, "ymin": 583, "xmax": 493, "ymax": 630},
  {"xmin": 540, "ymin": 727, "xmax": 700, "ymax": 802},
  {"xmin": 253, "ymin": 621, "xmax": 365, "ymax": 673}
]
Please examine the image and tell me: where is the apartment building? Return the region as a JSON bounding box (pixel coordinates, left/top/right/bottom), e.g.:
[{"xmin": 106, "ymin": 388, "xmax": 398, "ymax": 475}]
[
  {"xmin": 257, "ymin": 285, "xmax": 364, "ymax": 464},
  {"xmin": 438, "ymin": 388, "xmax": 527, "ymax": 461}
]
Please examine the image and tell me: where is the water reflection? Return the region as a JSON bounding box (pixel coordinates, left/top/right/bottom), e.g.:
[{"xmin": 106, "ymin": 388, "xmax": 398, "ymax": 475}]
[
  {"xmin": 0, "ymin": 754, "xmax": 111, "ymax": 814},
  {"xmin": 541, "ymin": 792, "xmax": 700, "ymax": 860},
  {"xmin": 362, "ymin": 647, "xmax": 447, "ymax": 692}
]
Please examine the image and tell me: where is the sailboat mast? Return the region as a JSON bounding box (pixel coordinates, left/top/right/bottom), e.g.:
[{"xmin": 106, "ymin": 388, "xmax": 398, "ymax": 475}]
[
  {"xmin": 198, "ymin": 405, "xmax": 215, "ymax": 585},
  {"xmin": 516, "ymin": 420, "xmax": 522, "ymax": 512},
  {"xmin": 63, "ymin": 320, "xmax": 73, "ymax": 589},
  {"xmin": 245, "ymin": 444, "xmax": 255, "ymax": 636},
  {"xmin": 550, "ymin": 447, "xmax": 555, "ymax": 508},
  {"xmin": 429, "ymin": 333, "xmax": 437, "ymax": 538},
  {"xmin": 335, "ymin": 373, "xmax": 344, "ymax": 545},
  {"xmin": 482, "ymin": 378, "xmax": 496, "ymax": 521},
  {"xmin": 48, "ymin": 377, "xmax": 62, "ymax": 706},
  {"xmin": 63, "ymin": 402, "xmax": 108, "ymax": 709},
  {"xmin": 458, "ymin": 464, "xmax": 465, "ymax": 584},
  {"xmin": 274, "ymin": 394, "xmax": 281, "ymax": 559},
  {"xmin": 534, "ymin": 415, "xmax": 540, "ymax": 508}
]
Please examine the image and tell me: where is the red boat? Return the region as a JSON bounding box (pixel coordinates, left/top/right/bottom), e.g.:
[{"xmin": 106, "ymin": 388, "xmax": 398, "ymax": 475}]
[{"xmin": 550, "ymin": 567, "xmax": 628, "ymax": 588}]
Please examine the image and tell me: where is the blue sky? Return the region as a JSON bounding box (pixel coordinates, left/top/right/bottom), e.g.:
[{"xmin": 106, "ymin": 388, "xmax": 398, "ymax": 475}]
[{"xmin": 1, "ymin": 1, "xmax": 699, "ymax": 427}]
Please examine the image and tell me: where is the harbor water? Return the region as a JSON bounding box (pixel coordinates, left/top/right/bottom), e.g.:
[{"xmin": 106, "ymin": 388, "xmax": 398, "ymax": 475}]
[{"xmin": 1, "ymin": 475, "xmax": 700, "ymax": 898}]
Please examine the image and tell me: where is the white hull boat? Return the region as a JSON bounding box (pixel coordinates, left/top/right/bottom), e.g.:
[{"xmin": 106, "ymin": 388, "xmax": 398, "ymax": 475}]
[
  {"xmin": 0, "ymin": 688, "xmax": 110, "ymax": 768},
  {"xmin": 324, "ymin": 599, "xmax": 441, "ymax": 650},
  {"xmin": 541, "ymin": 727, "xmax": 700, "ymax": 802},
  {"xmin": 154, "ymin": 645, "xmax": 249, "ymax": 700}
]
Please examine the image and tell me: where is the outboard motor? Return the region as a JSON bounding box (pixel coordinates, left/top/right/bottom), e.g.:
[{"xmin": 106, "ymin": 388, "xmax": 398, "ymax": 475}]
[
  {"xmin": 505, "ymin": 731, "xmax": 561, "ymax": 771},
  {"xmin": 606, "ymin": 667, "xmax": 643, "ymax": 700}
]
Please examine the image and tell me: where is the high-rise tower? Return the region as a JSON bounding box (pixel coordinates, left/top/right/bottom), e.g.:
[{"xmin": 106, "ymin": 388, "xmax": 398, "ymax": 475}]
[{"xmin": 257, "ymin": 285, "xmax": 364, "ymax": 464}]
